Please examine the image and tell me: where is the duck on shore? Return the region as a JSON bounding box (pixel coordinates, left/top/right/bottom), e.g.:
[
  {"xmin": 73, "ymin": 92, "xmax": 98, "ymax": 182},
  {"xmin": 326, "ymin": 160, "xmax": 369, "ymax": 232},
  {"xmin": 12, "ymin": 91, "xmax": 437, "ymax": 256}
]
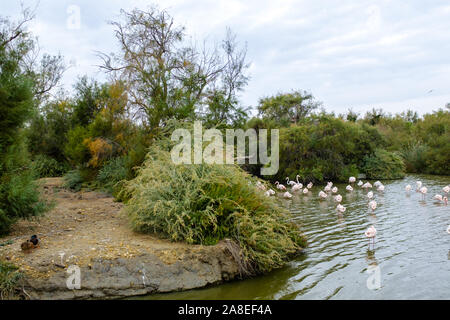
[{"xmin": 21, "ymin": 235, "xmax": 40, "ymax": 252}]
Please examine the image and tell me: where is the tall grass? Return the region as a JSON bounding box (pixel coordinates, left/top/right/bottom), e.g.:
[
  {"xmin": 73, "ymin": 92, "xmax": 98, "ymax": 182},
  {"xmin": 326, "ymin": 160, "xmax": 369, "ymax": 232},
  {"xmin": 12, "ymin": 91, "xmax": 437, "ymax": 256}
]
[
  {"xmin": 122, "ymin": 128, "xmax": 306, "ymax": 274},
  {"xmin": 0, "ymin": 261, "xmax": 23, "ymax": 299}
]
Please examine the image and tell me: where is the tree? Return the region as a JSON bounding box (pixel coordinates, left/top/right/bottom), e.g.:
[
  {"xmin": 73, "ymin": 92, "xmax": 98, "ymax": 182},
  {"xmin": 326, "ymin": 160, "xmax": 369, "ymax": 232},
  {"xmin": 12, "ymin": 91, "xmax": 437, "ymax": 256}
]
[
  {"xmin": 99, "ymin": 7, "xmax": 249, "ymax": 130},
  {"xmin": 0, "ymin": 8, "xmax": 48, "ymax": 234},
  {"xmin": 257, "ymin": 90, "xmax": 320, "ymax": 126}
]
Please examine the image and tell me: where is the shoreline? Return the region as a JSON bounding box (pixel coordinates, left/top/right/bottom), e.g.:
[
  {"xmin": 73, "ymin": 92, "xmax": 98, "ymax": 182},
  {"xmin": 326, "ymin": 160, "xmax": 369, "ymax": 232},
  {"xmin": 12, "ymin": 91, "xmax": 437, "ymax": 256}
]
[{"xmin": 0, "ymin": 178, "xmax": 242, "ymax": 300}]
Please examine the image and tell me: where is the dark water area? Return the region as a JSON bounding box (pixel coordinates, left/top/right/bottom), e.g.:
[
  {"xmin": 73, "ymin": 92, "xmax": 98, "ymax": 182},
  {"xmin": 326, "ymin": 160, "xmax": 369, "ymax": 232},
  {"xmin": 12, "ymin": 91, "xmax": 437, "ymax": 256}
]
[{"xmin": 143, "ymin": 175, "xmax": 450, "ymax": 300}]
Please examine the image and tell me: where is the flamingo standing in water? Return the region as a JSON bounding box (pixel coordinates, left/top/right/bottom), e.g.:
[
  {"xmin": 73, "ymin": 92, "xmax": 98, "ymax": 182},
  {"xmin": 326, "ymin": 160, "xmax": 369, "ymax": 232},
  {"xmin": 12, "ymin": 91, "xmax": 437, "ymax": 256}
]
[
  {"xmin": 303, "ymin": 188, "xmax": 309, "ymax": 195},
  {"xmin": 419, "ymin": 186, "xmax": 428, "ymax": 200},
  {"xmin": 369, "ymin": 200, "xmax": 377, "ymax": 211},
  {"xmin": 324, "ymin": 184, "xmax": 332, "ymax": 192},
  {"xmin": 307, "ymin": 182, "xmax": 313, "ymax": 189},
  {"xmin": 367, "ymin": 191, "xmax": 374, "ymax": 199},
  {"xmin": 346, "ymin": 185, "xmax": 353, "ymax": 192},
  {"xmin": 332, "ymin": 187, "xmax": 338, "ymax": 194},
  {"xmin": 265, "ymin": 189, "xmax": 276, "ymax": 197},
  {"xmin": 377, "ymin": 184, "xmax": 385, "ymax": 192},
  {"xmin": 336, "ymin": 204, "xmax": 346, "ymax": 214},
  {"xmin": 405, "ymin": 184, "xmax": 412, "ymax": 193},
  {"xmin": 283, "ymin": 191, "xmax": 293, "ymax": 199},
  {"xmin": 443, "ymin": 185, "xmax": 450, "ymax": 194},
  {"xmin": 447, "ymin": 225, "xmax": 450, "ymax": 234},
  {"xmin": 349, "ymin": 177, "xmax": 356, "ymax": 183},
  {"xmin": 365, "ymin": 226, "xmax": 377, "ymax": 247},
  {"xmin": 373, "ymin": 181, "xmax": 382, "ymax": 188},
  {"xmin": 416, "ymin": 181, "xmax": 422, "ymax": 191},
  {"xmin": 275, "ymin": 181, "xmax": 286, "ymax": 191},
  {"xmin": 292, "ymin": 183, "xmax": 302, "ymax": 192},
  {"xmin": 256, "ymin": 181, "xmax": 266, "ymax": 191},
  {"xmin": 434, "ymin": 195, "xmax": 448, "ymax": 205},
  {"xmin": 319, "ymin": 191, "xmax": 328, "ymax": 199},
  {"xmin": 334, "ymin": 195, "xmax": 342, "ymax": 203},
  {"xmin": 286, "ymin": 177, "xmax": 296, "ymax": 186},
  {"xmin": 362, "ymin": 182, "xmax": 373, "ymax": 190},
  {"xmin": 358, "ymin": 180, "xmax": 364, "ymax": 187}
]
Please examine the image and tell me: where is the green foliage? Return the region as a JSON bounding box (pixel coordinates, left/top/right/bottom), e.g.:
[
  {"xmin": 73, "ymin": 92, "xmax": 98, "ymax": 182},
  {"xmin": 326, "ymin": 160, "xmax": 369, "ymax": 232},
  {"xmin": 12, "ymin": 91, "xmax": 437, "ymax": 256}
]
[
  {"xmin": 97, "ymin": 157, "xmax": 128, "ymax": 196},
  {"xmin": 0, "ymin": 260, "xmax": 23, "ymax": 299},
  {"xmin": 363, "ymin": 149, "xmax": 406, "ymax": 179},
  {"xmin": 0, "ymin": 17, "xmax": 48, "ymax": 235},
  {"xmin": 257, "ymin": 90, "xmax": 320, "ymax": 126},
  {"xmin": 271, "ymin": 115, "xmax": 385, "ymax": 183},
  {"xmin": 31, "ymin": 155, "xmax": 69, "ymax": 178},
  {"xmin": 122, "ymin": 131, "xmax": 306, "ymax": 274},
  {"xmin": 400, "ymin": 143, "xmax": 429, "ymax": 173},
  {"xmin": 64, "ymin": 126, "xmax": 91, "ymax": 166},
  {"xmin": 63, "ymin": 170, "xmax": 83, "ymax": 192}
]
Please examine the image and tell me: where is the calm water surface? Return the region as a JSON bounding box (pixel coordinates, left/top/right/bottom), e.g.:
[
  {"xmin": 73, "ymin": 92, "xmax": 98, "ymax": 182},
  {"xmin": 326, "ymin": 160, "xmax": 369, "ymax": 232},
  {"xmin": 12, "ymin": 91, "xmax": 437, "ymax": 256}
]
[{"xmin": 144, "ymin": 175, "xmax": 449, "ymax": 300}]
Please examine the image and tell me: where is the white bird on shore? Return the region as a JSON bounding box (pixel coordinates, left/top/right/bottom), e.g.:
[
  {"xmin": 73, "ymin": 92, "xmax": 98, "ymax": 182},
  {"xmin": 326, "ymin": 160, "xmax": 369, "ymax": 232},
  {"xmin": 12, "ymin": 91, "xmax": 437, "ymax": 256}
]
[
  {"xmin": 358, "ymin": 180, "xmax": 364, "ymax": 187},
  {"xmin": 346, "ymin": 185, "xmax": 353, "ymax": 192},
  {"xmin": 369, "ymin": 200, "xmax": 377, "ymax": 211},
  {"xmin": 349, "ymin": 177, "xmax": 356, "ymax": 183},
  {"xmin": 332, "ymin": 187, "xmax": 338, "ymax": 194},
  {"xmin": 367, "ymin": 191, "xmax": 374, "ymax": 199},
  {"xmin": 275, "ymin": 181, "xmax": 286, "ymax": 191},
  {"xmin": 405, "ymin": 184, "xmax": 412, "ymax": 193},
  {"xmin": 419, "ymin": 186, "xmax": 428, "ymax": 200},
  {"xmin": 365, "ymin": 226, "xmax": 377, "ymax": 246},
  {"xmin": 336, "ymin": 204, "xmax": 346, "ymax": 213},
  {"xmin": 303, "ymin": 188, "xmax": 309, "ymax": 195},
  {"xmin": 319, "ymin": 191, "xmax": 328, "ymax": 199},
  {"xmin": 334, "ymin": 195, "xmax": 342, "ymax": 203},
  {"xmin": 377, "ymin": 184, "xmax": 385, "ymax": 192},
  {"xmin": 307, "ymin": 182, "xmax": 313, "ymax": 189},
  {"xmin": 443, "ymin": 185, "xmax": 450, "ymax": 194},
  {"xmin": 283, "ymin": 191, "xmax": 293, "ymax": 199}
]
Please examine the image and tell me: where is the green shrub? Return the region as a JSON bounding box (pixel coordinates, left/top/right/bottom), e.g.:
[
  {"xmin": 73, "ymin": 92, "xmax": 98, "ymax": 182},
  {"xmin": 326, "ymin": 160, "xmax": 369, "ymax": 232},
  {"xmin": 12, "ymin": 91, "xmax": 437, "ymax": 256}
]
[
  {"xmin": 0, "ymin": 141, "xmax": 48, "ymax": 235},
  {"xmin": 0, "ymin": 261, "xmax": 23, "ymax": 299},
  {"xmin": 363, "ymin": 149, "xmax": 406, "ymax": 179},
  {"xmin": 400, "ymin": 143, "xmax": 429, "ymax": 173},
  {"xmin": 123, "ymin": 138, "xmax": 306, "ymax": 274},
  {"xmin": 63, "ymin": 170, "xmax": 84, "ymax": 192},
  {"xmin": 31, "ymin": 155, "xmax": 70, "ymax": 178},
  {"xmin": 97, "ymin": 157, "xmax": 128, "ymax": 196}
]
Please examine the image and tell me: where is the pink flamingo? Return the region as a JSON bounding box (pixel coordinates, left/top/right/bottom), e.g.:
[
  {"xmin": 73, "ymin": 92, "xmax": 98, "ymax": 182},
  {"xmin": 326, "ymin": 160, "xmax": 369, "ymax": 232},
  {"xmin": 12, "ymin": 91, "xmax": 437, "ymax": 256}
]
[{"xmin": 365, "ymin": 226, "xmax": 377, "ymax": 248}]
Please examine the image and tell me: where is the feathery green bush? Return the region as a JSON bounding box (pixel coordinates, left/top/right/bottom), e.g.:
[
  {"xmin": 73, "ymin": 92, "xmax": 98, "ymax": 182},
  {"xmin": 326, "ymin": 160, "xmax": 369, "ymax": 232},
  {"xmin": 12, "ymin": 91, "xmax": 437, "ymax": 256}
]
[
  {"xmin": 123, "ymin": 130, "xmax": 306, "ymax": 274},
  {"xmin": 31, "ymin": 155, "xmax": 69, "ymax": 178},
  {"xmin": 363, "ymin": 149, "xmax": 406, "ymax": 179}
]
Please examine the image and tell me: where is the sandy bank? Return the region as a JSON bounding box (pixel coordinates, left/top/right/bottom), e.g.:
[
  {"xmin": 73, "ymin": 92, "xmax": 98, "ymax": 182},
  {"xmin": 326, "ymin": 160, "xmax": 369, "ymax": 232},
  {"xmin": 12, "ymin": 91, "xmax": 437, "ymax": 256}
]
[{"xmin": 0, "ymin": 178, "xmax": 241, "ymax": 299}]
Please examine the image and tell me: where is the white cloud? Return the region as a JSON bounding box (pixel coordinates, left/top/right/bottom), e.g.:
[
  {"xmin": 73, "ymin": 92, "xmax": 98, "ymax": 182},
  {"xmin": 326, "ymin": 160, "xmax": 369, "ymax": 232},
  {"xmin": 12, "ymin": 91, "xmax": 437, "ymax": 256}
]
[{"xmin": 2, "ymin": 0, "xmax": 450, "ymax": 115}]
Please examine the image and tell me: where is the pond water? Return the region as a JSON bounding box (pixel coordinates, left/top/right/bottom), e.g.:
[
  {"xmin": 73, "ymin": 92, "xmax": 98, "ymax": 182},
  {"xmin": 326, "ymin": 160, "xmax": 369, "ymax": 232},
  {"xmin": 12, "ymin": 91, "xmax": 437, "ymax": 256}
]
[{"xmin": 144, "ymin": 175, "xmax": 450, "ymax": 300}]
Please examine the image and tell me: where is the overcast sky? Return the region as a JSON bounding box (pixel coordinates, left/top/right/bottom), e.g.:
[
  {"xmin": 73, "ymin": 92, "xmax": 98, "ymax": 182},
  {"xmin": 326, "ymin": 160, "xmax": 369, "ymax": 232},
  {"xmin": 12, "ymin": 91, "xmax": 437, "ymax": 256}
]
[{"xmin": 3, "ymin": 0, "xmax": 450, "ymax": 116}]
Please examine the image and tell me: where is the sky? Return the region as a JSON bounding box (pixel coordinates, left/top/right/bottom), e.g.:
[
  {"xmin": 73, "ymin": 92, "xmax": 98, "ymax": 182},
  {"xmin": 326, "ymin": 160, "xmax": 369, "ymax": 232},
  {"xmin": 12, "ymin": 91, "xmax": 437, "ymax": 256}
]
[{"xmin": 2, "ymin": 0, "xmax": 450, "ymax": 116}]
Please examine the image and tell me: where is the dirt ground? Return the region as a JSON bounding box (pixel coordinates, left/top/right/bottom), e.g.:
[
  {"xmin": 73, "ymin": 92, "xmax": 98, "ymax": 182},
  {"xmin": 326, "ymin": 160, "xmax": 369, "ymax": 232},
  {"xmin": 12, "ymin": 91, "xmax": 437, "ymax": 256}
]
[{"xmin": 0, "ymin": 177, "xmax": 209, "ymax": 280}]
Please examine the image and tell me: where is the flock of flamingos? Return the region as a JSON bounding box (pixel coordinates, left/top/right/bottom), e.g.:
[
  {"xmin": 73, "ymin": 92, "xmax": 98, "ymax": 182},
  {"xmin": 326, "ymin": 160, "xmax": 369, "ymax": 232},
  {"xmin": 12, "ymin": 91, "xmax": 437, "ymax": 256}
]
[{"xmin": 256, "ymin": 177, "xmax": 450, "ymax": 247}]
